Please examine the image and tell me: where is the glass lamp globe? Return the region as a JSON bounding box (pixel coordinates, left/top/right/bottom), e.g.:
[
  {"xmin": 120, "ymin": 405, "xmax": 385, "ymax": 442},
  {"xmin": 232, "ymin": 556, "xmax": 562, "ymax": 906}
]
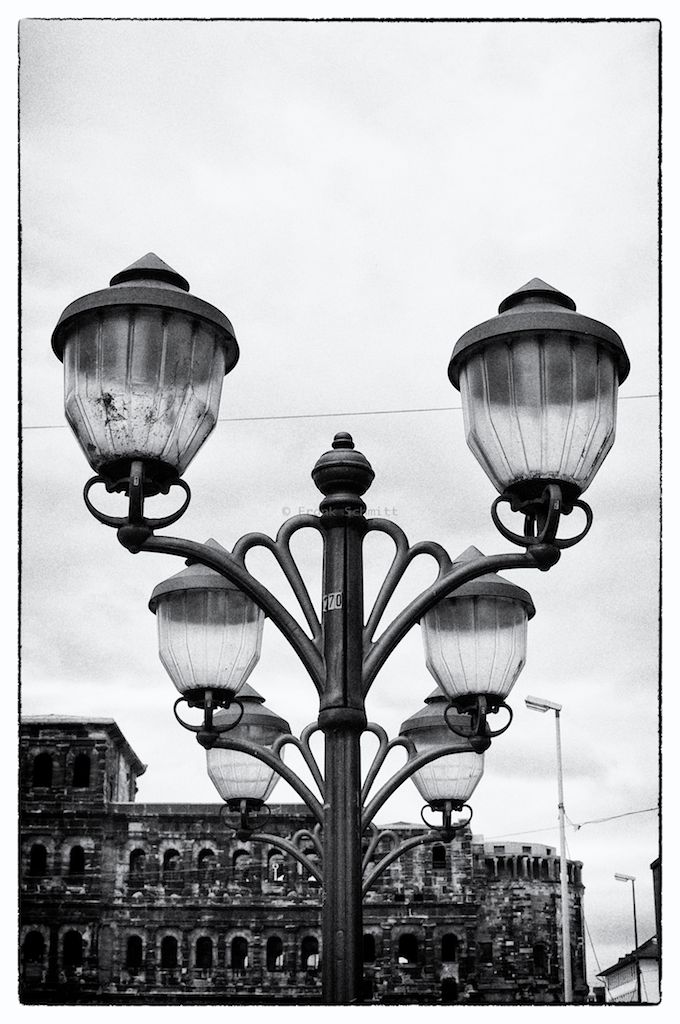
[
  {"xmin": 149, "ymin": 539, "xmax": 264, "ymax": 703},
  {"xmin": 421, "ymin": 547, "xmax": 534, "ymax": 707},
  {"xmin": 449, "ymin": 279, "xmax": 629, "ymax": 510},
  {"xmin": 51, "ymin": 253, "xmax": 239, "ymax": 492},
  {"xmin": 400, "ymin": 689, "xmax": 484, "ymax": 807},
  {"xmin": 206, "ymin": 685, "xmax": 290, "ymax": 805}
]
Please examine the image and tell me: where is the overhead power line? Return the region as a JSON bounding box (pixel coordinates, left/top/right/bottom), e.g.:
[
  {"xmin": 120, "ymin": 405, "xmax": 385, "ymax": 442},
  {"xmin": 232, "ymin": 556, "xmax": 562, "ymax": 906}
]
[
  {"xmin": 569, "ymin": 806, "xmax": 658, "ymax": 830},
  {"xmin": 483, "ymin": 805, "xmax": 657, "ymax": 843},
  {"xmin": 19, "ymin": 392, "xmax": 659, "ymax": 433}
]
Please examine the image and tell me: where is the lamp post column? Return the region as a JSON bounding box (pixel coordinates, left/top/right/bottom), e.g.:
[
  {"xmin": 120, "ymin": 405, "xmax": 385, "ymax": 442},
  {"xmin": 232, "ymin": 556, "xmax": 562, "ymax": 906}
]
[
  {"xmin": 554, "ymin": 709, "xmax": 573, "ymax": 1003},
  {"xmin": 630, "ymin": 878, "xmax": 641, "ymax": 1002},
  {"xmin": 312, "ymin": 433, "xmax": 375, "ymax": 1005}
]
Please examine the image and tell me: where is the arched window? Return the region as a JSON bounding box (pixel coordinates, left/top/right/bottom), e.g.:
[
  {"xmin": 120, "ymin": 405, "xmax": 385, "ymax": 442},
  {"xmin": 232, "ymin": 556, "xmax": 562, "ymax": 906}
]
[
  {"xmin": 196, "ymin": 936, "xmax": 213, "ymax": 970},
  {"xmin": 363, "ymin": 934, "xmax": 376, "ymax": 964},
  {"xmin": 28, "ymin": 844, "xmax": 47, "ymax": 877},
  {"xmin": 23, "ymin": 931, "xmax": 45, "ymax": 963},
  {"xmin": 231, "ymin": 936, "xmax": 248, "ymax": 971},
  {"xmin": 32, "ymin": 753, "xmax": 52, "ymax": 788},
  {"xmin": 72, "ymin": 754, "xmax": 91, "ymax": 788},
  {"xmin": 63, "ymin": 930, "xmax": 83, "ymax": 968},
  {"xmin": 266, "ymin": 935, "xmax": 284, "ymax": 971},
  {"xmin": 232, "ymin": 849, "xmax": 250, "ymax": 871},
  {"xmin": 68, "ymin": 846, "xmax": 85, "ymax": 876},
  {"xmin": 129, "ymin": 849, "xmax": 146, "ymax": 879},
  {"xmin": 160, "ymin": 936, "xmax": 178, "ymax": 969},
  {"xmin": 125, "ymin": 936, "xmax": 143, "ymax": 974},
  {"xmin": 441, "ymin": 933, "xmax": 458, "ymax": 963},
  {"xmin": 197, "ymin": 849, "xmax": 215, "ymax": 878},
  {"xmin": 268, "ymin": 851, "xmax": 285, "ymax": 882},
  {"xmin": 298, "ymin": 846, "xmax": 320, "ymax": 885},
  {"xmin": 432, "ymin": 844, "xmax": 447, "ymax": 869},
  {"xmin": 301, "ymin": 935, "xmax": 319, "ymax": 970},
  {"xmin": 398, "ymin": 933, "xmax": 418, "ymax": 965},
  {"xmin": 162, "ymin": 850, "xmax": 181, "ymax": 880}
]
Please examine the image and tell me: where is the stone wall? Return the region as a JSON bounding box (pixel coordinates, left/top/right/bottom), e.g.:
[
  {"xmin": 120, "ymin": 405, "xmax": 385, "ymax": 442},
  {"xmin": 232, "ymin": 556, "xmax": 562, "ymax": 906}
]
[{"xmin": 20, "ymin": 717, "xmax": 587, "ymax": 1004}]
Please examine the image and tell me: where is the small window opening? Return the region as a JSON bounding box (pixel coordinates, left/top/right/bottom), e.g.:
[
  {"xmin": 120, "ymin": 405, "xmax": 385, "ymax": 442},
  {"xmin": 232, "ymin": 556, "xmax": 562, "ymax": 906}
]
[
  {"xmin": 231, "ymin": 936, "xmax": 248, "ymax": 970},
  {"xmin": 398, "ymin": 933, "xmax": 418, "ymax": 965},
  {"xmin": 196, "ymin": 936, "xmax": 213, "ymax": 969},
  {"xmin": 33, "ymin": 753, "xmax": 52, "ymax": 788},
  {"xmin": 301, "ymin": 935, "xmax": 319, "ymax": 969},
  {"xmin": 160, "ymin": 936, "xmax": 178, "ymax": 969},
  {"xmin": 266, "ymin": 935, "xmax": 284, "ymax": 971},
  {"xmin": 68, "ymin": 845, "xmax": 85, "ymax": 876},
  {"xmin": 72, "ymin": 753, "xmax": 91, "ymax": 788},
  {"xmin": 28, "ymin": 844, "xmax": 47, "ymax": 877},
  {"xmin": 126, "ymin": 935, "xmax": 143, "ymax": 974}
]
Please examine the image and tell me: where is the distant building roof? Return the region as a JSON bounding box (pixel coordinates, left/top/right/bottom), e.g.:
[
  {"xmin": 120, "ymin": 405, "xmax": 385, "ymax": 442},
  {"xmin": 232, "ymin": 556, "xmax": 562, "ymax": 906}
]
[
  {"xmin": 21, "ymin": 715, "xmax": 147, "ymax": 776},
  {"xmin": 597, "ymin": 937, "xmax": 659, "ymax": 979}
]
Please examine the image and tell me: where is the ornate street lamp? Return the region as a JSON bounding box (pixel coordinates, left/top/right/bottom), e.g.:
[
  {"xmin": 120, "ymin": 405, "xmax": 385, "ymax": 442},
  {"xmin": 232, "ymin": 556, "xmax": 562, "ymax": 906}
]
[
  {"xmin": 400, "ymin": 688, "xmax": 484, "ymax": 829},
  {"xmin": 52, "ymin": 257, "xmax": 628, "ymax": 1004},
  {"xmin": 51, "ymin": 253, "xmax": 238, "ymax": 501},
  {"xmin": 421, "ymin": 546, "xmax": 534, "ymax": 746},
  {"xmin": 149, "ymin": 538, "xmax": 265, "ymax": 727},
  {"xmin": 450, "ymin": 277, "xmax": 630, "ymax": 545},
  {"xmin": 205, "ymin": 686, "xmax": 290, "ymax": 805}
]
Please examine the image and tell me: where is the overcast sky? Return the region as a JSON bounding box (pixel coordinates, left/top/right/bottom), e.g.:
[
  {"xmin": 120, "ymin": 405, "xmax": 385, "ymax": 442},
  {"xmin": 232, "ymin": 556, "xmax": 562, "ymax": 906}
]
[{"xmin": 18, "ymin": 14, "xmax": 660, "ymax": 992}]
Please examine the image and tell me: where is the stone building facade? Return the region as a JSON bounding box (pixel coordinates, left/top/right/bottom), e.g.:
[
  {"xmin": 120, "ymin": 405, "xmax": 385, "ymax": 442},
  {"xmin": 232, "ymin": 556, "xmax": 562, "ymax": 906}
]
[{"xmin": 20, "ymin": 716, "xmax": 588, "ymax": 1004}]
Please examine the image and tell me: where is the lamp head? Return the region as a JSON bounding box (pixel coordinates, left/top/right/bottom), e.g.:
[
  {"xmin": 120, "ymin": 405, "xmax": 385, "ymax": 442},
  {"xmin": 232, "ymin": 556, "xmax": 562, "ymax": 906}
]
[
  {"xmin": 615, "ymin": 873, "xmax": 636, "ymax": 883},
  {"xmin": 525, "ymin": 695, "xmax": 562, "ymax": 713}
]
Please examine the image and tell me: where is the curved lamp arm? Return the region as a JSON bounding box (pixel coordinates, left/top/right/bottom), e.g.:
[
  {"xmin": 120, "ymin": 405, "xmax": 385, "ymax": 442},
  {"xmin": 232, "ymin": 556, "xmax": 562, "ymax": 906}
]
[
  {"xmin": 362, "ymin": 831, "xmax": 446, "ymax": 896},
  {"xmin": 360, "ymin": 725, "xmax": 414, "ymax": 805},
  {"xmin": 363, "ymin": 519, "xmax": 452, "ymax": 648},
  {"xmin": 363, "ymin": 548, "xmax": 545, "ymax": 692},
  {"xmin": 210, "ymin": 732, "xmax": 324, "ymax": 824},
  {"xmin": 292, "ymin": 824, "xmax": 323, "ymax": 859},
  {"xmin": 246, "ymin": 831, "xmax": 323, "ymax": 885},
  {"xmin": 135, "ymin": 532, "xmax": 325, "ymax": 692},
  {"xmin": 361, "ymin": 823, "xmax": 383, "ymax": 872},
  {"xmin": 272, "ymin": 722, "xmax": 325, "ymax": 799},
  {"xmin": 233, "ymin": 515, "xmax": 324, "ymax": 644}
]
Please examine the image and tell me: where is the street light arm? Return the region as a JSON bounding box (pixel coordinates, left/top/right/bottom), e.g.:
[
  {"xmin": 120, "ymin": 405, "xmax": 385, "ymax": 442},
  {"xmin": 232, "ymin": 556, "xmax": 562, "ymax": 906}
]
[
  {"xmin": 361, "ymin": 739, "xmax": 468, "ymax": 829},
  {"xmin": 245, "ymin": 831, "xmax": 324, "ymax": 885},
  {"xmin": 362, "ymin": 831, "xmax": 447, "ymax": 896},
  {"xmin": 362, "ymin": 519, "xmax": 452, "ymax": 648},
  {"xmin": 137, "ymin": 532, "xmax": 325, "ymax": 692},
  {"xmin": 272, "ymin": 723, "xmax": 325, "ymax": 799},
  {"xmin": 360, "ymin": 726, "xmax": 414, "ymax": 805},
  {"xmin": 210, "ymin": 733, "xmax": 324, "ymax": 824},
  {"xmin": 363, "ymin": 548, "xmax": 542, "ymax": 692},
  {"xmin": 292, "ymin": 824, "xmax": 323, "ymax": 859},
  {"xmin": 233, "ymin": 515, "xmax": 324, "ymax": 644}
]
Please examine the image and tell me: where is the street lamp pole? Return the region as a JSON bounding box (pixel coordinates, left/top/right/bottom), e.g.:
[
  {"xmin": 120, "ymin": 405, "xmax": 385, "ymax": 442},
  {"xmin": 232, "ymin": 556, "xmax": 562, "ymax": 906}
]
[
  {"xmin": 615, "ymin": 873, "xmax": 641, "ymax": 1002},
  {"xmin": 313, "ymin": 433, "xmax": 372, "ymax": 1003},
  {"xmin": 51, "ymin": 254, "xmax": 629, "ymax": 1005},
  {"xmin": 525, "ymin": 696, "xmax": 573, "ymax": 1003}
]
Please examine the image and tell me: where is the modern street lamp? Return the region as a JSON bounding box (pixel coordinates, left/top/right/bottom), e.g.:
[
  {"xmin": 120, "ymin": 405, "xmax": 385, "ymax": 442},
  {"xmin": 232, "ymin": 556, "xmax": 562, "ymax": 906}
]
[
  {"xmin": 615, "ymin": 872, "xmax": 642, "ymax": 1002},
  {"xmin": 52, "ymin": 253, "xmax": 629, "ymax": 1004},
  {"xmin": 525, "ymin": 694, "xmax": 572, "ymax": 1003}
]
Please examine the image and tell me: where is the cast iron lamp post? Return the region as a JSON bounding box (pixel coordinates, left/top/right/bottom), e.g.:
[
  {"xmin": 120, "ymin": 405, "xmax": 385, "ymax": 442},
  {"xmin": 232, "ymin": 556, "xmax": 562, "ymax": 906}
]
[{"xmin": 51, "ymin": 253, "xmax": 629, "ymax": 1005}]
